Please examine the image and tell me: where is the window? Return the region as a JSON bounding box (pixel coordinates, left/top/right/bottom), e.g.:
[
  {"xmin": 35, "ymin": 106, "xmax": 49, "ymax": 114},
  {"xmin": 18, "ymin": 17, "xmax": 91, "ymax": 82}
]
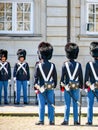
[
  {"xmin": 87, "ymin": 3, "xmax": 98, "ymax": 34},
  {"xmin": 80, "ymin": 0, "xmax": 98, "ymax": 35},
  {"xmin": 0, "ymin": 0, "xmax": 33, "ymax": 34}
]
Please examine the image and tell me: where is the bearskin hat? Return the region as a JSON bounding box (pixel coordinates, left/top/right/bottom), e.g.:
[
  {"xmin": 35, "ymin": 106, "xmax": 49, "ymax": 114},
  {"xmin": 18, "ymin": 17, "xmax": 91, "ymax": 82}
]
[
  {"xmin": 1, "ymin": 49, "xmax": 8, "ymax": 59},
  {"xmin": 65, "ymin": 43, "xmax": 79, "ymax": 59},
  {"xmin": 90, "ymin": 42, "xmax": 98, "ymax": 57},
  {"xmin": 17, "ymin": 49, "xmax": 26, "ymax": 60},
  {"xmin": 38, "ymin": 42, "xmax": 53, "ymax": 60}
]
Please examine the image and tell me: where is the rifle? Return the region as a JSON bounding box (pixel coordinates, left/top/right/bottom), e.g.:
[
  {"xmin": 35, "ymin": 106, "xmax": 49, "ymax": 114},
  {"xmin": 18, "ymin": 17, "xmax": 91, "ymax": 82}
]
[
  {"xmin": 54, "ymin": 93, "xmax": 55, "ymax": 124},
  {"xmin": 61, "ymin": 82, "xmax": 81, "ymax": 106},
  {"xmin": 28, "ymin": 83, "xmax": 30, "ymax": 104},
  {"xmin": 14, "ymin": 81, "xmax": 16, "ymax": 104},
  {"xmin": 35, "ymin": 84, "xmax": 55, "ymax": 109},
  {"xmin": 86, "ymin": 81, "xmax": 98, "ymax": 99},
  {"xmin": 8, "ymin": 80, "xmax": 11, "ymax": 103},
  {"xmin": 9, "ymin": 84, "xmax": 11, "ymax": 103},
  {"xmin": 79, "ymin": 89, "xmax": 82, "ymax": 124}
]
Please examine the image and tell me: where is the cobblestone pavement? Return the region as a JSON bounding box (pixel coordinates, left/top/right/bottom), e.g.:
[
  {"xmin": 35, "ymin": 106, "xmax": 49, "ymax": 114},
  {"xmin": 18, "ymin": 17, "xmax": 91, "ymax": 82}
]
[{"xmin": 0, "ymin": 116, "xmax": 98, "ymax": 130}]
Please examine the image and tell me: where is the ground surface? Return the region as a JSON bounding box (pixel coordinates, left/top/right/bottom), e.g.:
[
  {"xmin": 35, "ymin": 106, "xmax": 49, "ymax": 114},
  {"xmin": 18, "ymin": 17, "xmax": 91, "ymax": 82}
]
[{"xmin": 0, "ymin": 116, "xmax": 98, "ymax": 130}]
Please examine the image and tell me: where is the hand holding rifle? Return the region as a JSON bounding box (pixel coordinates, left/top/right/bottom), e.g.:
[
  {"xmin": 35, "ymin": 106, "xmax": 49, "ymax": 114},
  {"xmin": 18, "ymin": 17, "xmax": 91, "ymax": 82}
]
[
  {"xmin": 60, "ymin": 82, "xmax": 81, "ymax": 106},
  {"xmin": 34, "ymin": 84, "xmax": 55, "ymax": 108},
  {"xmin": 86, "ymin": 81, "xmax": 98, "ymax": 99}
]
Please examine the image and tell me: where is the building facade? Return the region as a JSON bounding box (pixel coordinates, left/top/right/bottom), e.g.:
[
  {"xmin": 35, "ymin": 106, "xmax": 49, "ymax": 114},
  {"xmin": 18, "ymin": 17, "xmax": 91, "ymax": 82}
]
[{"xmin": 0, "ymin": 0, "xmax": 98, "ymax": 100}]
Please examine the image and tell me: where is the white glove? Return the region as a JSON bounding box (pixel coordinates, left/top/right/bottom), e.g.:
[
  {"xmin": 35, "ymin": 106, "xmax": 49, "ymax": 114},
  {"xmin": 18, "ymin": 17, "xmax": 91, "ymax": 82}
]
[
  {"xmin": 13, "ymin": 77, "xmax": 16, "ymax": 84},
  {"xmin": 27, "ymin": 81, "xmax": 30, "ymax": 85},
  {"xmin": 85, "ymin": 89, "xmax": 88, "ymax": 93},
  {"xmin": 40, "ymin": 86, "xmax": 45, "ymax": 93},
  {"xmin": 8, "ymin": 79, "xmax": 11, "ymax": 83},
  {"xmin": 90, "ymin": 84, "xmax": 95, "ymax": 91},
  {"xmin": 14, "ymin": 77, "xmax": 16, "ymax": 81},
  {"xmin": 35, "ymin": 84, "xmax": 40, "ymax": 89},
  {"xmin": 65, "ymin": 85, "xmax": 70, "ymax": 91}
]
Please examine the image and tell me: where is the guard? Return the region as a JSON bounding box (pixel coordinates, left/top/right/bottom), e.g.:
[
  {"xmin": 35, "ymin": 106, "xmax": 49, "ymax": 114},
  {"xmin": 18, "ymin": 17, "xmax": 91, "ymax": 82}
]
[
  {"xmin": 34, "ymin": 42, "xmax": 57, "ymax": 125},
  {"xmin": 84, "ymin": 42, "xmax": 98, "ymax": 125},
  {"xmin": 34, "ymin": 53, "xmax": 43, "ymax": 105},
  {"xmin": 60, "ymin": 43, "xmax": 83, "ymax": 125},
  {"xmin": 0, "ymin": 50, "xmax": 11, "ymax": 104},
  {"xmin": 13, "ymin": 49, "xmax": 30, "ymax": 104}
]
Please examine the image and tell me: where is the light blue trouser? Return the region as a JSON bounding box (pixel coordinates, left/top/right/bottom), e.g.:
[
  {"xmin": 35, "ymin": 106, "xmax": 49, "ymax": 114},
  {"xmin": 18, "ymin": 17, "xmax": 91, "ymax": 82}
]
[
  {"xmin": 87, "ymin": 89, "xmax": 98, "ymax": 123},
  {"xmin": 64, "ymin": 89, "xmax": 79, "ymax": 122},
  {"xmin": 0, "ymin": 81, "xmax": 8, "ymax": 103},
  {"xmin": 37, "ymin": 90, "xmax": 54, "ymax": 122},
  {"xmin": 16, "ymin": 80, "xmax": 27, "ymax": 103}
]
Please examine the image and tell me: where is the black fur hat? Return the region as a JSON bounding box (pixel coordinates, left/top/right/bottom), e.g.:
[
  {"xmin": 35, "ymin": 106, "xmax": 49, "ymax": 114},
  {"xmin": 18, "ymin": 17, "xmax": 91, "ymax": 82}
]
[
  {"xmin": 90, "ymin": 42, "xmax": 98, "ymax": 57},
  {"xmin": 38, "ymin": 42, "xmax": 53, "ymax": 60},
  {"xmin": 17, "ymin": 49, "xmax": 26, "ymax": 60},
  {"xmin": 1, "ymin": 49, "xmax": 8, "ymax": 59},
  {"xmin": 65, "ymin": 43, "xmax": 79, "ymax": 59}
]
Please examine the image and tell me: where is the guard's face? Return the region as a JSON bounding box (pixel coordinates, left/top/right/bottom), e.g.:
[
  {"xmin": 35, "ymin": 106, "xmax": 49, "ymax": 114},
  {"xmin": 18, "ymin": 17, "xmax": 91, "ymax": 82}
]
[
  {"xmin": 1, "ymin": 56, "xmax": 6, "ymax": 62},
  {"xmin": 19, "ymin": 57, "xmax": 25, "ymax": 62}
]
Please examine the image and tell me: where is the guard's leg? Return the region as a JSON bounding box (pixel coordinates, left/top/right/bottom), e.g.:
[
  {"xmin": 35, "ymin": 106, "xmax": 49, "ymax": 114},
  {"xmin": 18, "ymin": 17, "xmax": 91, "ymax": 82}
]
[
  {"xmin": 3, "ymin": 81, "xmax": 8, "ymax": 104},
  {"xmin": 0, "ymin": 81, "xmax": 3, "ymax": 104},
  {"xmin": 72, "ymin": 89, "xmax": 79, "ymax": 125},
  {"xmin": 37, "ymin": 92, "xmax": 46, "ymax": 123},
  {"xmin": 61, "ymin": 90, "xmax": 71, "ymax": 125},
  {"xmin": 22, "ymin": 81, "xmax": 28, "ymax": 104},
  {"xmin": 87, "ymin": 90, "xmax": 94, "ymax": 124},
  {"xmin": 47, "ymin": 90, "xmax": 55, "ymax": 125},
  {"xmin": 16, "ymin": 80, "xmax": 21, "ymax": 104}
]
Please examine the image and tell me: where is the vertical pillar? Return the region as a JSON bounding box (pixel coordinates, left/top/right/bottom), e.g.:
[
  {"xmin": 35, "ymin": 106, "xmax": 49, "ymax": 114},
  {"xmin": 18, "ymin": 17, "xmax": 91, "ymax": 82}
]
[{"xmin": 67, "ymin": 0, "xmax": 71, "ymax": 42}]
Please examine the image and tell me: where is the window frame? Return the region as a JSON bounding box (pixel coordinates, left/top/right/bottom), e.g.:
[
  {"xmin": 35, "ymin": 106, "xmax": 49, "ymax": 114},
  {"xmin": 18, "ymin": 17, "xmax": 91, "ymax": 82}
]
[
  {"xmin": 81, "ymin": 0, "xmax": 98, "ymax": 35},
  {"xmin": 0, "ymin": 0, "xmax": 34, "ymax": 35},
  {"xmin": 86, "ymin": 2, "xmax": 98, "ymax": 34}
]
